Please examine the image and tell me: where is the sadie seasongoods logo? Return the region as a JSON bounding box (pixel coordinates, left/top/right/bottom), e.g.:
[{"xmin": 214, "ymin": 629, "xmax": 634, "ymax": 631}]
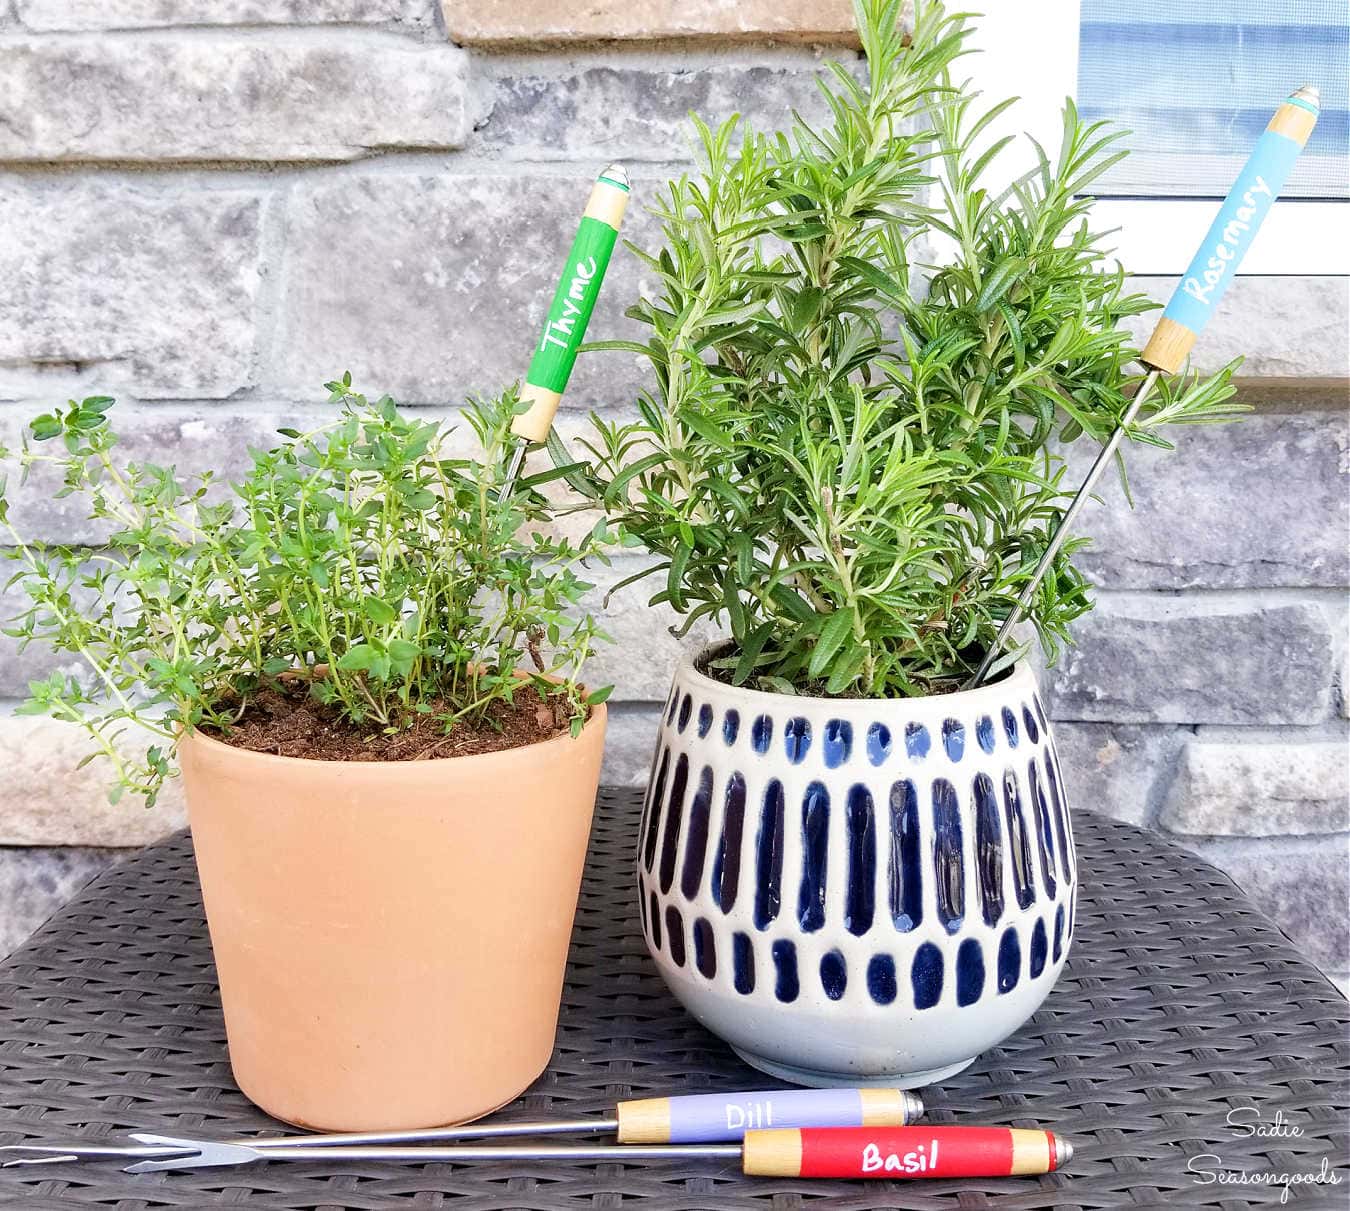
[{"xmin": 1188, "ymin": 1107, "xmax": 1344, "ymax": 1204}]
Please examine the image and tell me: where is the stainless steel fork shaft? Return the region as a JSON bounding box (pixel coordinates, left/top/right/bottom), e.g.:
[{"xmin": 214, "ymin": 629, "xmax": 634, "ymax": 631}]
[{"xmin": 965, "ymin": 369, "xmax": 1161, "ymax": 690}]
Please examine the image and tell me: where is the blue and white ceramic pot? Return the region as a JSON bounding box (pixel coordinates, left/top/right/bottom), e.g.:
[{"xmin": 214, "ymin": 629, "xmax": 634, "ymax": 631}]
[{"xmin": 636, "ymin": 647, "xmax": 1077, "ymax": 1088}]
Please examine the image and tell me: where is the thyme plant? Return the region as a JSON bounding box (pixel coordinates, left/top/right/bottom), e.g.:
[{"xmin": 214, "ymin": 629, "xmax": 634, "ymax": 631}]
[
  {"xmin": 575, "ymin": 0, "xmax": 1244, "ymax": 697},
  {"xmin": 0, "ymin": 379, "xmax": 607, "ymax": 804}
]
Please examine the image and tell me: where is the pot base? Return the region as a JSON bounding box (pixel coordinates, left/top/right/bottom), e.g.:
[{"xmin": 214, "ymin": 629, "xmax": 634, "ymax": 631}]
[
  {"xmin": 239, "ymin": 1074, "xmax": 527, "ymax": 1134},
  {"xmin": 730, "ymin": 1046, "xmax": 976, "ymax": 1090}
]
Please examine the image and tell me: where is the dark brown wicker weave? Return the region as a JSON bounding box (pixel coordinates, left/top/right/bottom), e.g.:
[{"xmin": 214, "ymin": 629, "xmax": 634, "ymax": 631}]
[{"xmin": 0, "ymin": 788, "xmax": 1345, "ymax": 1209}]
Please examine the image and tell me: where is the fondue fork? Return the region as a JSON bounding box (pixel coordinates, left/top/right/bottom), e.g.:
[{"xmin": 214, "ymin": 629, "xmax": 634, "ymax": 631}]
[{"xmin": 967, "ymin": 85, "xmax": 1321, "ymax": 689}]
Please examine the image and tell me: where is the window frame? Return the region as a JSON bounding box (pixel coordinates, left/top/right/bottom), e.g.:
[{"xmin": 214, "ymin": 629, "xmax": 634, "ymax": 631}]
[{"xmin": 959, "ymin": 0, "xmax": 1349, "ymax": 276}]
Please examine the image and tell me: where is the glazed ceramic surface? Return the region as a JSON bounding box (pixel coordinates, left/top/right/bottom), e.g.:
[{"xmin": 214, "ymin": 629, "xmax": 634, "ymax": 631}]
[
  {"xmin": 181, "ymin": 703, "xmax": 606, "ymax": 1131},
  {"xmin": 637, "ymin": 651, "xmax": 1076, "ymax": 1088}
]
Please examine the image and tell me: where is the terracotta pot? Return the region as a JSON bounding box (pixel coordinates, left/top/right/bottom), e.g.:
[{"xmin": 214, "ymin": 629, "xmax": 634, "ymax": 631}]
[{"xmin": 179, "ymin": 704, "xmax": 606, "ymax": 1131}]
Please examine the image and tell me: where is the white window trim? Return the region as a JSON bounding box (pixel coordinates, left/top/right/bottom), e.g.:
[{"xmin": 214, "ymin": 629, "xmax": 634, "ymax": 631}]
[{"xmin": 962, "ymin": 0, "xmax": 1350, "ymax": 276}]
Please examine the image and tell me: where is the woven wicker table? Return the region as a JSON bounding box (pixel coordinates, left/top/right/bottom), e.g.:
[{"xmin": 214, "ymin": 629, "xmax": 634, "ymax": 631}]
[{"xmin": 0, "ymin": 788, "xmax": 1346, "ymax": 1209}]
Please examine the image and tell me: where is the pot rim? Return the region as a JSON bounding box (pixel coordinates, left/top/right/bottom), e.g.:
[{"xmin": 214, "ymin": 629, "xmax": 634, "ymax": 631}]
[
  {"xmin": 677, "ymin": 641, "xmax": 1037, "ymax": 713},
  {"xmin": 181, "ymin": 698, "xmax": 606, "ymax": 773}
]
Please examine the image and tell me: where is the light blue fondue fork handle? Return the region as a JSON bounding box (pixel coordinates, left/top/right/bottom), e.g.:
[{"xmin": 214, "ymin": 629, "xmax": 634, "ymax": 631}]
[{"xmin": 1142, "ymin": 86, "xmax": 1319, "ymax": 374}]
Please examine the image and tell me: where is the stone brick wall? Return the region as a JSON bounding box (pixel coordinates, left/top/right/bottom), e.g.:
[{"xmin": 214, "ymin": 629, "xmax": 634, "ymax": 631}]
[{"xmin": 1, "ymin": 2, "xmax": 1346, "ymax": 988}]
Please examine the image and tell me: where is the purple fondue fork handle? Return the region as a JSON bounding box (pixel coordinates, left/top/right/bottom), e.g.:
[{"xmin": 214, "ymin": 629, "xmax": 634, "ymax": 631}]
[{"xmin": 616, "ymin": 1088, "xmax": 924, "ymax": 1144}]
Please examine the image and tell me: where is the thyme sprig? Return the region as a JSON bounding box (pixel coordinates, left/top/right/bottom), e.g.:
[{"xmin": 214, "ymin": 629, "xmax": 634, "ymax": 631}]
[{"xmin": 0, "ymin": 380, "xmax": 608, "ymax": 803}]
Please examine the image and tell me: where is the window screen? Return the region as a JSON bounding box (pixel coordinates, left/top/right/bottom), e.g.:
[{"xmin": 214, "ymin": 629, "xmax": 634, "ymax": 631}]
[{"xmin": 1077, "ymin": 0, "xmax": 1348, "ymax": 199}]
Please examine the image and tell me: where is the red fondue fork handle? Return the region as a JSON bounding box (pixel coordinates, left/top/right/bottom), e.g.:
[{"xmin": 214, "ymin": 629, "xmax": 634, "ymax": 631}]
[{"xmin": 743, "ymin": 1125, "xmax": 1072, "ymax": 1179}]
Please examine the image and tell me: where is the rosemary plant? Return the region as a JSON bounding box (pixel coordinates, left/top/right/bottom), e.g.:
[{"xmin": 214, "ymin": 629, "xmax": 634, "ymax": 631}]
[
  {"xmin": 0, "ymin": 379, "xmax": 608, "ymax": 804},
  {"xmin": 575, "ymin": 0, "xmax": 1244, "ymax": 697}
]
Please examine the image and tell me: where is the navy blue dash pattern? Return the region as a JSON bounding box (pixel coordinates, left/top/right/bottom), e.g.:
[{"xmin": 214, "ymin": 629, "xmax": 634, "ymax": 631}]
[
  {"xmin": 956, "ymin": 938, "xmax": 985, "ymax": 1006},
  {"xmin": 693, "ymin": 917, "xmax": 716, "ymax": 978},
  {"xmin": 997, "ymin": 927, "xmax": 1020, "ymax": 993},
  {"xmin": 823, "ymin": 719, "xmax": 853, "ymax": 768},
  {"xmin": 753, "ymin": 779, "xmax": 785, "ymax": 930},
  {"xmin": 1029, "ymin": 917, "xmax": 1048, "ymax": 978},
  {"xmin": 657, "ymin": 754, "xmax": 689, "ymax": 894},
  {"xmin": 711, "ymin": 772, "xmax": 746, "ymax": 911},
  {"xmin": 911, "ymin": 941, "xmax": 944, "ymax": 1009},
  {"xmin": 888, "ymin": 779, "xmax": 923, "ymax": 931},
  {"xmin": 665, "ymin": 905, "xmax": 686, "ymax": 967},
  {"xmin": 867, "ymin": 722, "xmax": 892, "ymax": 766},
  {"xmin": 844, "ymin": 784, "xmax": 876, "ymax": 936},
  {"xmin": 1002, "ymin": 768, "xmax": 1036, "ymax": 910},
  {"xmin": 1044, "ymin": 751, "xmax": 1074, "ymax": 883},
  {"xmin": 931, "ymin": 778, "xmax": 965, "ymax": 934},
  {"xmin": 867, "ymin": 954, "xmax": 898, "ymax": 1005},
  {"xmin": 820, "ymin": 950, "xmax": 848, "ymax": 1000},
  {"xmin": 680, "ymin": 766, "xmax": 714, "ymax": 899},
  {"xmin": 1028, "ymin": 759, "xmax": 1058, "ymax": 898},
  {"xmin": 973, "ymin": 772, "xmax": 1004, "ymax": 928},
  {"xmin": 772, "ymin": 940, "xmax": 799, "ymax": 1003},
  {"xmin": 784, "ymin": 716, "xmax": 811, "ymax": 764},
  {"xmin": 798, "ymin": 781, "xmax": 830, "ymax": 932},
  {"xmin": 641, "ymin": 747, "xmax": 669, "ymax": 872},
  {"xmin": 733, "ymin": 932, "xmax": 755, "ymax": 994}
]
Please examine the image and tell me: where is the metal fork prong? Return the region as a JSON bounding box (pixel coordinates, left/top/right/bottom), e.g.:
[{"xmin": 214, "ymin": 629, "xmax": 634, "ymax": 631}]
[
  {"xmin": 1, "ymin": 1142, "xmax": 193, "ymax": 1167},
  {"xmin": 1, "ymin": 1149, "xmax": 80, "ymax": 1167},
  {"xmin": 123, "ymin": 1133, "xmax": 263, "ymax": 1174}
]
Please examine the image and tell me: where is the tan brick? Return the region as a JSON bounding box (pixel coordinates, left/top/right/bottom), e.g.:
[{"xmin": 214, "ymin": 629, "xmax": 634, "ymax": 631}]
[{"xmin": 442, "ymin": 0, "xmax": 858, "ymax": 45}]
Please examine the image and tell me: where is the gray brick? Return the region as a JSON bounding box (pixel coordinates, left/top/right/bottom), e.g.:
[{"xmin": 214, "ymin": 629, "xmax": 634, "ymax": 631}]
[
  {"xmin": 1162, "ymin": 735, "xmax": 1350, "ymax": 837},
  {"xmin": 0, "ymin": 37, "xmax": 470, "ymax": 162},
  {"xmin": 1187, "ymin": 839, "xmax": 1350, "ymax": 973},
  {"xmin": 0, "ymin": 404, "xmax": 347, "ymax": 544},
  {"xmin": 480, "ymin": 56, "xmax": 853, "ymax": 161},
  {"xmin": 275, "ymin": 173, "xmax": 659, "ymax": 405},
  {"xmin": 1126, "ymin": 276, "xmax": 1349, "ymax": 379},
  {"xmin": 0, "ymin": 715, "xmax": 185, "ymax": 845},
  {"xmin": 1071, "ymin": 409, "xmax": 1350, "ymax": 590},
  {"xmin": 16, "ymin": 0, "xmax": 437, "ymax": 30},
  {"xmin": 1051, "ymin": 722, "xmax": 1184, "ymax": 827},
  {"xmin": 579, "ymin": 556, "xmax": 722, "ymax": 703},
  {"xmin": 1049, "ymin": 596, "xmax": 1334, "ymax": 725},
  {"xmin": 0, "ymin": 184, "xmax": 263, "ymax": 399},
  {"xmin": 0, "ymin": 405, "xmax": 308, "ymax": 702},
  {"xmin": 0, "ymin": 843, "xmax": 119, "ymax": 959},
  {"xmin": 600, "ymin": 703, "xmax": 662, "ymax": 787}
]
